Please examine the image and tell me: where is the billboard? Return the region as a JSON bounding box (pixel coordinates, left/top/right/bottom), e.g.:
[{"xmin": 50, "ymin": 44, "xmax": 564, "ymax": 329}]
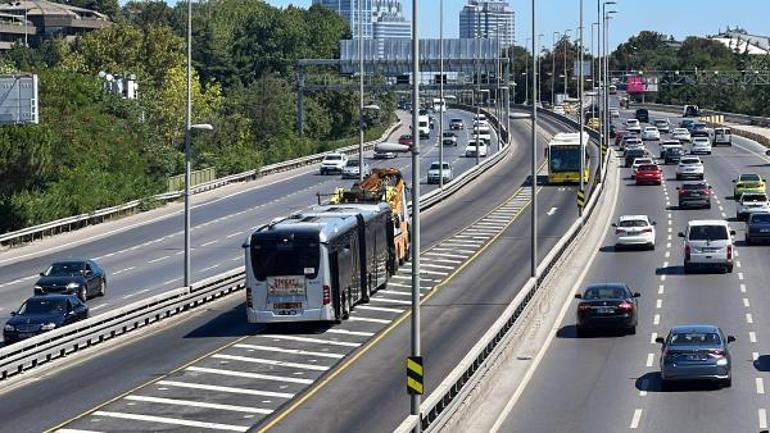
[
  {"xmin": 627, "ymin": 75, "xmax": 658, "ymax": 94},
  {"xmin": 572, "ymin": 60, "xmax": 592, "ymax": 77},
  {"xmin": 0, "ymin": 74, "xmax": 38, "ymax": 124}
]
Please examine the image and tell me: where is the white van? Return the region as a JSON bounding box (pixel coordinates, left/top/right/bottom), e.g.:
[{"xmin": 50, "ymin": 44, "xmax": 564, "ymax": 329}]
[
  {"xmin": 417, "ymin": 115, "xmax": 430, "ymax": 138},
  {"xmin": 713, "ymin": 127, "xmax": 732, "ymax": 146},
  {"xmin": 679, "ymin": 220, "xmax": 735, "ymax": 273}
]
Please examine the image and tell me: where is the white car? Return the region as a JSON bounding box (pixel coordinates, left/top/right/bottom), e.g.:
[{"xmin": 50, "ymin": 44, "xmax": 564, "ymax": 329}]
[
  {"xmin": 610, "ymin": 107, "xmax": 620, "ymax": 118},
  {"xmin": 319, "ymin": 153, "xmax": 348, "ymax": 175},
  {"xmin": 341, "ymin": 159, "xmax": 371, "ymax": 179},
  {"xmin": 427, "ymin": 161, "xmax": 454, "ymax": 184},
  {"xmin": 642, "ymin": 126, "xmax": 661, "ymax": 141},
  {"xmin": 626, "ymin": 119, "xmax": 640, "ymax": 128},
  {"xmin": 614, "ymin": 215, "xmax": 656, "ymax": 250},
  {"xmin": 676, "ymin": 156, "xmax": 704, "ymax": 180},
  {"xmin": 659, "ymin": 140, "xmax": 683, "ymax": 158},
  {"xmin": 553, "ymin": 105, "xmax": 566, "ymax": 115},
  {"xmin": 622, "ymin": 137, "xmax": 643, "ymax": 151},
  {"xmin": 679, "ymin": 220, "xmax": 734, "ymax": 273},
  {"xmin": 465, "ymin": 141, "xmax": 489, "ymax": 157},
  {"xmin": 736, "ymin": 192, "xmax": 770, "ymax": 220},
  {"xmin": 631, "ymin": 158, "xmax": 655, "ymax": 177},
  {"xmin": 691, "ymin": 137, "xmax": 712, "ymax": 155},
  {"xmin": 714, "ymin": 127, "xmax": 732, "ymax": 146},
  {"xmin": 672, "ymin": 128, "xmax": 691, "ymax": 143},
  {"xmin": 653, "ymin": 119, "xmax": 671, "ymax": 133}
]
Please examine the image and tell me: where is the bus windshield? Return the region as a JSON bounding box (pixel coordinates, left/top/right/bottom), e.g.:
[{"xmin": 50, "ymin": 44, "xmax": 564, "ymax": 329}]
[
  {"xmin": 549, "ymin": 146, "xmax": 582, "ymax": 172},
  {"xmin": 250, "ymin": 234, "xmax": 320, "ymax": 280}
]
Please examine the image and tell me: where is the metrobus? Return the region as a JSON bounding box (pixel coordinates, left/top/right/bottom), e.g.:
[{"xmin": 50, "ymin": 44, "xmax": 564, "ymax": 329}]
[
  {"xmin": 244, "ymin": 203, "xmax": 394, "ymax": 324},
  {"xmin": 546, "ymin": 132, "xmax": 591, "ymax": 184}
]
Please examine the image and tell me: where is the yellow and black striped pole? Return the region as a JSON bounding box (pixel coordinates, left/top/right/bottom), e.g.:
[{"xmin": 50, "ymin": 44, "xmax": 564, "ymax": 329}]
[
  {"xmin": 577, "ymin": 188, "xmax": 586, "ymax": 209},
  {"xmin": 406, "ymin": 356, "xmax": 424, "ymax": 395}
]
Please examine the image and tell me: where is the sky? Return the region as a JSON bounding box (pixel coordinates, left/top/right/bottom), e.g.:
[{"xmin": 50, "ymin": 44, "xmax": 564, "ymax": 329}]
[{"xmin": 265, "ymin": 0, "xmax": 770, "ymax": 53}]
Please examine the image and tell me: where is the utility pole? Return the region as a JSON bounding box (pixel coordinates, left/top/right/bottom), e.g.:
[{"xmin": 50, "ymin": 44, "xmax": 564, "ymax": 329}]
[
  {"xmin": 530, "ymin": 0, "xmax": 538, "ymax": 282},
  {"xmin": 475, "ymin": 10, "xmax": 481, "ymax": 166},
  {"xmin": 358, "ymin": 0, "xmax": 365, "ymax": 182},
  {"xmin": 579, "ymin": 0, "xmax": 585, "ymax": 216},
  {"xmin": 551, "ymin": 32, "xmax": 558, "ymax": 106},
  {"xmin": 563, "ymin": 29, "xmax": 570, "ymax": 97},
  {"xmin": 183, "ymin": 0, "xmax": 192, "ymax": 288},
  {"xmin": 439, "ymin": 0, "xmax": 444, "ymax": 189}
]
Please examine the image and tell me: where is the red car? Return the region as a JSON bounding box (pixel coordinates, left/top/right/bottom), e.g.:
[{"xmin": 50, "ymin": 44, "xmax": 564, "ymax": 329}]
[
  {"xmin": 615, "ymin": 130, "xmax": 627, "ymax": 146},
  {"xmin": 398, "ymin": 134, "xmax": 413, "ymax": 146},
  {"xmin": 635, "ymin": 164, "xmax": 662, "ymax": 185}
]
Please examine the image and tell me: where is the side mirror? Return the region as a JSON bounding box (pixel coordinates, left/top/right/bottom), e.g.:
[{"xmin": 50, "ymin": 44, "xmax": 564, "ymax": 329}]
[
  {"xmin": 39, "ymin": 272, "xmax": 45, "ymax": 277},
  {"xmin": 652, "ymin": 221, "xmax": 657, "ymax": 226},
  {"xmin": 633, "ymin": 292, "xmax": 641, "ymax": 298},
  {"xmin": 611, "ymin": 223, "xmax": 617, "ymax": 227},
  {"xmin": 574, "ymin": 294, "xmax": 582, "ymax": 299},
  {"xmin": 730, "ymin": 230, "xmax": 736, "ymax": 236},
  {"xmin": 727, "ymin": 335, "xmax": 736, "ymax": 343},
  {"xmin": 677, "ymin": 232, "xmax": 685, "ymax": 238},
  {"xmin": 676, "ymin": 186, "xmax": 680, "ymax": 190},
  {"xmin": 10, "ymin": 311, "xmax": 16, "ymax": 316},
  {"xmin": 765, "ymin": 150, "xmax": 770, "ymax": 156},
  {"xmin": 655, "ymin": 337, "xmax": 665, "ymax": 344},
  {"xmin": 241, "ymin": 242, "xmax": 249, "ymax": 249},
  {"xmin": 708, "ymin": 185, "xmax": 713, "ymax": 189}
]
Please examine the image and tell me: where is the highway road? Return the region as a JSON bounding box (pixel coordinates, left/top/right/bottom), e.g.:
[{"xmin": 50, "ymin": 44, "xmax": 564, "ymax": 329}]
[
  {"xmin": 0, "ymin": 110, "xmax": 588, "ymax": 432},
  {"xmin": 0, "ymin": 109, "xmax": 491, "ymax": 329},
  {"xmin": 495, "ymin": 106, "xmax": 770, "ymax": 433}
]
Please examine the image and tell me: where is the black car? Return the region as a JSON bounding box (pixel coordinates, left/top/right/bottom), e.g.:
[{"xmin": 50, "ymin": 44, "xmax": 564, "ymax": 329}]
[
  {"xmin": 664, "ymin": 147, "xmax": 687, "ymax": 164},
  {"xmin": 680, "ymin": 119, "xmax": 696, "ymax": 130},
  {"xmin": 575, "ymin": 283, "xmax": 640, "ymax": 336},
  {"xmin": 746, "ymin": 212, "xmax": 770, "ymax": 244},
  {"xmin": 624, "ymin": 148, "xmax": 647, "ymax": 168},
  {"xmin": 677, "ymin": 181, "xmax": 712, "ymax": 209},
  {"xmin": 635, "ymin": 108, "xmax": 649, "ymax": 123},
  {"xmin": 3, "ymin": 294, "xmax": 89, "ymax": 344},
  {"xmin": 34, "ymin": 259, "xmax": 107, "ymax": 301}
]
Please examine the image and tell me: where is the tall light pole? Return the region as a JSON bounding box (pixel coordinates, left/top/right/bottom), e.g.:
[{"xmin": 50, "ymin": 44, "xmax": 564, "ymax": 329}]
[
  {"xmin": 184, "ymin": 0, "xmax": 193, "ymax": 287},
  {"xmin": 602, "ymin": 1, "xmax": 616, "ymax": 173},
  {"xmin": 475, "ymin": 9, "xmax": 481, "ymax": 166},
  {"xmin": 409, "ymin": 0, "xmax": 421, "ymax": 427},
  {"xmin": 530, "ymin": 0, "xmax": 538, "ymax": 282},
  {"xmin": 563, "ymin": 29, "xmax": 571, "ymax": 97},
  {"xmin": 551, "ymin": 32, "xmax": 558, "ymax": 106},
  {"xmin": 578, "ymin": 0, "xmax": 585, "ymax": 216},
  {"xmin": 524, "ymin": 37, "xmax": 530, "ymax": 104},
  {"xmin": 439, "ymin": 0, "xmax": 444, "ymax": 189},
  {"xmin": 358, "ymin": 0, "xmax": 365, "ymax": 182}
]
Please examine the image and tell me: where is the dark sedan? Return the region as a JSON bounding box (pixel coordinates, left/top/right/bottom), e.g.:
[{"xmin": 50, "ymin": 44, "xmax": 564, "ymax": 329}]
[
  {"xmin": 624, "ymin": 149, "xmax": 647, "ymax": 168},
  {"xmin": 575, "ymin": 283, "xmax": 640, "ymax": 336},
  {"xmin": 3, "ymin": 294, "xmax": 89, "ymax": 344},
  {"xmin": 746, "ymin": 212, "xmax": 770, "ymax": 244},
  {"xmin": 656, "ymin": 324, "xmax": 735, "ymax": 388},
  {"xmin": 664, "ymin": 147, "xmax": 687, "ymax": 165},
  {"xmin": 677, "ymin": 181, "xmax": 712, "ymax": 209},
  {"xmin": 34, "ymin": 259, "xmax": 106, "ymax": 301}
]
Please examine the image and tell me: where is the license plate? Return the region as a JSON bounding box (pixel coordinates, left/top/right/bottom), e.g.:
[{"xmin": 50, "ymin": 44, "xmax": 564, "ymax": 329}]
[
  {"xmin": 596, "ymin": 307, "xmax": 615, "ymax": 314},
  {"xmin": 274, "ymin": 310, "xmax": 300, "ymax": 316},
  {"xmin": 274, "ymin": 302, "xmax": 302, "ymax": 310},
  {"xmin": 761, "ymin": 229, "xmax": 770, "ymax": 233}
]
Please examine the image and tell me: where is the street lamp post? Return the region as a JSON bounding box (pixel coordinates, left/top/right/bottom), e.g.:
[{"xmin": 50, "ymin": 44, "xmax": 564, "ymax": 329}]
[
  {"xmin": 530, "ymin": 0, "xmax": 538, "ymax": 282},
  {"xmin": 551, "ymin": 31, "xmax": 558, "ymax": 106},
  {"xmin": 358, "ymin": 0, "xmax": 365, "ymax": 182},
  {"xmin": 439, "ymin": 0, "xmax": 444, "ymax": 190},
  {"xmin": 184, "ymin": 0, "xmax": 193, "ymax": 288},
  {"xmin": 563, "ymin": 29, "xmax": 570, "ymax": 97},
  {"xmin": 409, "ymin": 0, "xmax": 421, "ymax": 428},
  {"xmin": 524, "ymin": 37, "xmax": 530, "ymax": 104},
  {"xmin": 578, "ymin": 0, "xmax": 584, "ymax": 217}
]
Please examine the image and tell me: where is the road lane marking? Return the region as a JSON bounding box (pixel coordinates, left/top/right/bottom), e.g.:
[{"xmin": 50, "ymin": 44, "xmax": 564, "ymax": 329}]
[
  {"xmin": 666, "ymin": 242, "xmax": 671, "ymax": 249},
  {"xmin": 200, "ymin": 240, "xmax": 219, "ymax": 247},
  {"xmin": 156, "ymin": 380, "xmax": 294, "ymax": 399},
  {"xmin": 185, "ymin": 366, "xmax": 313, "ymax": 385},
  {"xmin": 653, "ymin": 314, "xmax": 660, "ymax": 325},
  {"xmin": 256, "ymin": 335, "xmax": 360, "ymax": 348},
  {"xmin": 125, "ymin": 395, "xmax": 273, "ymax": 414},
  {"xmin": 738, "ymin": 272, "xmax": 745, "ymax": 280},
  {"xmin": 147, "ymin": 255, "xmax": 170, "ymax": 264},
  {"xmin": 650, "ymin": 332, "xmax": 658, "ymax": 344},
  {"xmin": 721, "ymin": 212, "xmax": 727, "ymax": 218},
  {"xmin": 325, "ymin": 328, "xmax": 375, "ymax": 337},
  {"xmin": 424, "ymin": 252, "xmax": 468, "ymax": 259},
  {"xmin": 760, "ymin": 409, "xmax": 768, "ymax": 430},
  {"xmin": 163, "ymin": 278, "xmax": 182, "ymax": 286},
  {"xmin": 629, "ymin": 409, "xmax": 643, "ymax": 429},
  {"xmin": 233, "ymin": 344, "xmax": 343, "ymax": 359},
  {"xmin": 347, "ymin": 316, "xmax": 392, "ymax": 324},
  {"xmin": 667, "ymin": 234, "xmax": 672, "ymax": 241},
  {"xmin": 658, "ymin": 285, "xmax": 664, "ymax": 294},
  {"xmin": 355, "ymin": 305, "xmax": 404, "ymax": 313},
  {"xmin": 664, "ymin": 251, "xmax": 670, "ymax": 258},
  {"xmin": 55, "ymin": 429, "xmax": 102, "ymax": 433},
  {"xmin": 546, "ymin": 207, "xmax": 558, "ymax": 216},
  {"xmin": 747, "ymin": 313, "xmax": 754, "ymax": 324},
  {"xmin": 0, "ymin": 275, "xmax": 36, "ymax": 289},
  {"xmin": 754, "ymin": 352, "xmax": 760, "ymax": 361},
  {"xmin": 757, "ymin": 378, "xmax": 765, "ymax": 394},
  {"xmin": 743, "ymin": 298, "xmax": 751, "ymax": 308},
  {"xmin": 211, "ymin": 354, "xmax": 329, "ymax": 372},
  {"xmin": 92, "ymin": 410, "xmax": 248, "ymax": 432},
  {"xmin": 122, "ymin": 288, "xmax": 149, "ymax": 300},
  {"xmin": 656, "ymin": 299, "xmax": 662, "ymax": 309},
  {"xmin": 91, "ymin": 303, "xmax": 108, "ymax": 311},
  {"xmin": 750, "ymin": 331, "xmax": 757, "ymax": 343},
  {"xmin": 740, "ymin": 284, "xmax": 747, "ymax": 293},
  {"xmin": 719, "ymin": 205, "xmax": 724, "ymax": 211},
  {"xmin": 113, "ymin": 266, "xmax": 135, "ymax": 275},
  {"xmin": 226, "ymin": 231, "xmax": 244, "ymax": 239},
  {"xmin": 646, "ymin": 353, "xmax": 654, "ymax": 367},
  {"xmin": 736, "ymin": 260, "xmax": 742, "ymax": 268},
  {"xmin": 660, "ymin": 275, "xmax": 666, "ymax": 282},
  {"xmin": 198, "ymin": 264, "xmax": 221, "ymax": 273}
]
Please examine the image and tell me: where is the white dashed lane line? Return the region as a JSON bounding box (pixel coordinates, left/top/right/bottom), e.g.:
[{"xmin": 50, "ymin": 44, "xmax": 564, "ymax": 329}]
[
  {"xmin": 629, "ymin": 408, "xmax": 643, "ymax": 429},
  {"xmin": 650, "ymin": 332, "xmax": 658, "ymax": 344},
  {"xmin": 147, "ymin": 255, "xmax": 170, "ymax": 264},
  {"xmin": 200, "ymin": 240, "xmax": 219, "ymax": 247},
  {"xmin": 759, "ymin": 409, "xmax": 768, "ymax": 430},
  {"xmin": 645, "ymin": 353, "xmax": 654, "ymax": 367},
  {"xmin": 198, "ymin": 264, "xmax": 221, "ymax": 273},
  {"xmin": 122, "ymin": 288, "xmax": 149, "ymax": 300},
  {"xmin": 757, "ymin": 378, "xmax": 765, "ymax": 395},
  {"xmin": 112, "ymin": 266, "xmax": 135, "ymax": 275},
  {"xmin": 226, "ymin": 231, "xmax": 244, "ymax": 239},
  {"xmin": 653, "ymin": 314, "xmax": 660, "ymax": 325},
  {"xmin": 750, "ymin": 331, "xmax": 758, "ymax": 343}
]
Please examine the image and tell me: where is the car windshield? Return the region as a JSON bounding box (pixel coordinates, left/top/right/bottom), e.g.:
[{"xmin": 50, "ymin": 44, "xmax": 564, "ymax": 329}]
[
  {"xmin": 18, "ymin": 298, "xmax": 67, "ymax": 315},
  {"xmin": 626, "ymin": 150, "xmax": 645, "ymax": 157},
  {"xmin": 430, "ymin": 162, "xmax": 450, "ymax": 170},
  {"xmin": 688, "ymin": 225, "xmax": 728, "ymax": 241},
  {"xmin": 682, "ymin": 183, "xmax": 707, "ymax": 190},
  {"xmin": 740, "ymin": 174, "xmax": 761, "ymax": 182},
  {"xmin": 669, "ymin": 332, "xmax": 721, "ymax": 347},
  {"xmin": 443, "ymin": 132, "xmax": 454, "ymax": 137},
  {"xmin": 619, "ymin": 219, "xmax": 647, "ymax": 228},
  {"xmin": 451, "ymin": 119, "xmax": 462, "ymax": 123},
  {"xmin": 635, "ymin": 159, "xmax": 652, "ymax": 165},
  {"xmin": 44, "ymin": 262, "xmax": 85, "ymax": 276},
  {"xmin": 644, "ymin": 127, "xmax": 656, "ymax": 131},
  {"xmin": 751, "ymin": 214, "xmax": 770, "ymax": 224},
  {"xmin": 583, "ymin": 286, "xmax": 627, "ymax": 300},
  {"xmin": 345, "ymin": 160, "xmax": 360, "ymax": 167},
  {"xmin": 324, "ymin": 155, "xmax": 341, "ymax": 161},
  {"xmin": 639, "ymin": 165, "xmax": 658, "ymax": 171}
]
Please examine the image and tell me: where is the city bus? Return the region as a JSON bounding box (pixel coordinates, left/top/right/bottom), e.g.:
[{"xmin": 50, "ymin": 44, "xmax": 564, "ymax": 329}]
[
  {"xmin": 244, "ymin": 203, "xmax": 394, "ymax": 324},
  {"xmin": 546, "ymin": 132, "xmax": 591, "ymax": 184}
]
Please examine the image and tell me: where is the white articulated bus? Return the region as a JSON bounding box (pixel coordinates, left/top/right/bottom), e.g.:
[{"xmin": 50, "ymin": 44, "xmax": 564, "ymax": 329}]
[{"xmin": 244, "ymin": 203, "xmax": 394, "ymax": 324}]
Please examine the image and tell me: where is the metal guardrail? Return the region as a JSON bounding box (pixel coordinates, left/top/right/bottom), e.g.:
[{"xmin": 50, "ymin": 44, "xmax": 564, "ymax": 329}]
[
  {"xmin": 0, "ymin": 121, "xmax": 403, "ymax": 248},
  {"xmin": 394, "ymin": 108, "xmax": 608, "ymax": 433},
  {"xmin": 0, "ymin": 109, "xmax": 511, "ymax": 384},
  {"xmin": 637, "ymin": 102, "xmax": 770, "ymax": 127}
]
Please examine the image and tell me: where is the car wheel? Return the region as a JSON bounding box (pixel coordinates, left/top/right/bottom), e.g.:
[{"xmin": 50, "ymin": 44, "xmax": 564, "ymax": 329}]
[
  {"xmin": 576, "ymin": 325, "xmax": 586, "ymax": 338},
  {"xmin": 705, "ymin": 203, "xmax": 711, "ymax": 209},
  {"xmin": 99, "ymin": 279, "xmax": 106, "ymax": 297},
  {"xmin": 727, "ymin": 265, "xmax": 734, "ymax": 273},
  {"xmin": 79, "ymin": 286, "xmax": 88, "ymax": 302},
  {"xmin": 723, "ymin": 376, "xmax": 732, "ymax": 388},
  {"xmin": 683, "ymin": 263, "xmax": 691, "ymax": 274},
  {"xmin": 628, "ymin": 326, "xmax": 637, "ymax": 335},
  {"xmin": 649, "ymin": 243, "xmax": 655, "ymax": 251},
  {"xmin": 746, "ymin": 236, "xmax": 752, "ymax": 245},
  {"xmin": 676, "ymin": 174, "xmax": 681, "ymax": 180}
]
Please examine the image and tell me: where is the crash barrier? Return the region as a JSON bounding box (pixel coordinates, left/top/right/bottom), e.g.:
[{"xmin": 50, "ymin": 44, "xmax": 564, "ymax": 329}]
[
  {"xmin": 0, "ymin": 121, "xmax": 403, "ymax": 249},
  {"xmin": 167, "ymin": 168, "xmax": 217, "ymax": 193},
  {"xmin": 0, "ymin": 108, "xmax": 512, "ymax": 384},
  {"xmin": 394, "ymin": 107, "xmax": 610, "ymax": 433}
]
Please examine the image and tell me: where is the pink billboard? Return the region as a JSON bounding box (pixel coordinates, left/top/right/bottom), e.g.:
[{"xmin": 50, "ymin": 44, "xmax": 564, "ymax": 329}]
[{"xmin": 627, "ymin": 76, "xmax": 646, "ymax": 94}]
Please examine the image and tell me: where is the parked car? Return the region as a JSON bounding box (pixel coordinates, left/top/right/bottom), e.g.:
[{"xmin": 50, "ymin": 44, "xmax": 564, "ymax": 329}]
[
  {"xmin": 34, "ymin": 259, "xmax": 106, "ymax": 301},
  {"xmin": 677, "ymin": 181, "xmax": 712, "ymax": 209},
  {"xmin": 341, "ymin": 159, "xmax": 371, "ymax": 179},
  {"xmin": 733, "ymin": 173, "xmax": 766, "ymax": 199},
  {"xmin": 676, "ymin": 156, "xmax": 704, "ymax": 180},
  {"xmin": 656, "ymin": 324, "xmax": 734, "ymax": 388},
  {"xmin": 713, "ymin": 127, "xmax": 732, "ymax": 146},
  {"xmin": 746, "ymin": 213, "xmax": 770, "ymax": 244},
  {"xmin": 319, "ymin": 153, "xmax": 348, "ymax": 175},
  {"xmin": 613, "ymin": 215, "xmax": 656, "ymax": 250},
  {"xmin": 449, "ymin": 118, "xmax": 465, "ymax": 130},
  {"xmin": 679, "ymin": 220, "xmax": 735, "ymax": 273},
  {"xmin": 442, "ymin": 131, "xmax": 458, "ymax": 146},
  {"xmin": 427, "ymin": 161, "xmax": 454, "ymax": 184},
  {"xmin": 691, "ymin": 137, "xmax": 712, "ymax": 155},
  {"xmin": 3, "ymin": 294, "xmax": 89, "ymax": 344},
  {"xmin": 736, "ymin": 192, "xmax": 770, "ymax": 220},
  {"xmin": 575, "ymin": 283, "xmax": 640, "ymax": 336}
]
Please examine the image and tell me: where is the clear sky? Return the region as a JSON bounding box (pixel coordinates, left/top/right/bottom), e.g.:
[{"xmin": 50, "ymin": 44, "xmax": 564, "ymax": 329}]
[{"xmin": 265, "ymin": 0, "xmax": 769, "ymax": 53}]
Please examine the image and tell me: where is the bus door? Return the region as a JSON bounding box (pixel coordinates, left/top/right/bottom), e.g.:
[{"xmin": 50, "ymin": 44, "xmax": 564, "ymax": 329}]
[{"xmin": 329, "ymin": 251, "xmax": 342, "ymax": 320}]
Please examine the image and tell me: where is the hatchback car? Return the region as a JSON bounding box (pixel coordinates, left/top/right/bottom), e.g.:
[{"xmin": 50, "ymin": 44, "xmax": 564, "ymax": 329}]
[
  {"xmin": 677, "ymin": 181, "xmax": 712, "ymax": 209},
  {"xmin": 341, "ymin": 159, "xmax": 371, "ymax": 179},
  {"xmin": 676, "ymin": 156, "xmax": 704, "ymax": 180},
  {"xmin": 427, "ymin": 161, "xmax": 453, "ymax": 184},
  {"xmin": 636, "ymin": 164, "xmax": 662, "ymax": 185},
  {"xmin": 3, "ymin": 294, "xmax": 89, "ymax": 344},
  {"xmin": 653, "ymin": 118, "xmax": 671, "ymax": 133},
  {"xmin": 691, "ymin": 137, "xmax": 712, "ymax": 155},
  {"xmin": 631, "ymin": 158, "xmax": 655, "ymax": 178},
  {"xmin": 34, "ymin": 259, "xmax": 106, "ymax": 301},
  {"xmin": 575, "ymin": 283, "xmax": 640, "ymax": 336},
  {"xmin": 733, "ymin": 173, "xmax": 766, "ymax": 199},
  {"xmin": 442, "ymin": 131, "xmax": 458, "ymax": 146},
  {"xmin": 672, "ymin": 128, "xmax": 692, "ymax": 143},
  {"xmin": 746, "ymin": 212, "xmax": 770, "ymax": 244},
  {"xmin": 679, "ymin": 220, "xmax": 735, "ymax": 273},
  {"xmin": 613, "ymin": 215, "xmax": 656, "ymax": 250},
  {"xmin": 736, "ymin": 192, "xmax": 770, "ymax": 220},
  {"xmin": 656, "ymin": 324, "xmax": 735, "ymax": 388}
]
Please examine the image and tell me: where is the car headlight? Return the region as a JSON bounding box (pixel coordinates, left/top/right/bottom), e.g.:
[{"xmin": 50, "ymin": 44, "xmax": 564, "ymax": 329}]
[
  {"xmin": 40, "ymin": 323, "xmax": 57, "ymax": 331},
  {"xmin": 67, "ymin": 282, "xmax": 80, "ymax": 290},
  {"xmin": 716, "ymin": 357, "xmax": 729, "ymax": 366},
  {"xmin": 34, "ymin": 285, "xmax": 43, "ymax": 291},
  {"xmin": 4, "ymin": 324, "xmax": 14, "ymax": 332}
]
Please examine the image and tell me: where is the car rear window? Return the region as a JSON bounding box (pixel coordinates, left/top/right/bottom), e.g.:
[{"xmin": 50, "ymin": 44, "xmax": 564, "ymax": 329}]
[
  {"xmin": 619, "ymin": 219, "xmax": 647, "ymax": 228},
  {"xmin": 688, "ymin": 225, "xmax": 728, "ymax": 241},
  {"xmin": 583, "ymin": 286, "xmax": 627, "ymax": 300},
  {"xmin": 325, "ymin": 155, "xmax": 342, "ymax": 160},
  {"xmin": 639, "ymin": 164, "xmax": 658, "ymax": 171},
  {"xmin": 751, "ymin": 214, "xmax": 770, "ymax": 224},
  {"xmin": 741, "ymin": 174, "xmax": 761, "ymax": 182},
  {"xmin": 681, "ymin": 158, "xmax": 700, "ymax": 164},
  {"xmin": 682, "ymin": 183, "xmax": 707, "ymax": 190},
  {"xmin": 669, "ymin": 332, "xmax": 721, "ymax": 346},
  {"xmin": 743, "ymin": 194, "xmax": 768, "ymax": 202}
]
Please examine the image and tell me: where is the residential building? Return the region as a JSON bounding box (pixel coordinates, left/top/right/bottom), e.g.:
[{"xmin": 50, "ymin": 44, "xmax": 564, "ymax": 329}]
[{"xmin": 459, "ymin": 0, "xmax": 514, "ymax": 49}]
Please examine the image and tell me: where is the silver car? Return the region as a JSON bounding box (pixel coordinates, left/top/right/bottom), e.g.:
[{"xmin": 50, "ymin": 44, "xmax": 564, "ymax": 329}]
[
  {"xmin": 656, "ymin": 324, "xmax": 735, "ymax": 388},
  {"xmin": 427, "ymin": 161, "xmax": 453, "ymax": 184}
]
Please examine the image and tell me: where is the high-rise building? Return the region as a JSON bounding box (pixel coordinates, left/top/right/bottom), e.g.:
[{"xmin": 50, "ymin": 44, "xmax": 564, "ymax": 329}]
[
  {"xmin": 312, "ymin": 0, "xmax": 374, "ymax": 39},
  {"xmin": 372, "ymin": 0, "xmax": 410, "ymax": 40},
  {"xmin": 459, "ymin": 0, "xmax": 514, "ymax": 48}
]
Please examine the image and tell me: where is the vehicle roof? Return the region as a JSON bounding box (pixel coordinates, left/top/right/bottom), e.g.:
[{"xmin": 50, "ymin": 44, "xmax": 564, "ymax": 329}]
[
  {"xmin": 254, "ymin": 211, "xmax": 361, "ymax": 242},
  {"xmin": 619, "ymin": 214, "xmax": 649, "ymax": 221},
  {"xmin": 51, "ymin": 259, "xmax": 89, "ymax": 264},
  {"xmin": 27, "ymin": 293, "xmax": 76, "ymax": 301},
  {"xmin": 739, "ymin": 173, "xmax": 761, "ymax": 179},
  {"xmin": 687, "ymin": 219, "xmax": 729, "ymax": 227},
  {"xmin": 584, "ymin": 282, "xmax": 629, "ymax": 290},
  {"xmin": 670, "ymin": 324, "xmax": 721, "ymax": 334},
  {"xmin": 324, "ymin": 152, "xmax": 345, "ymax": 157}
]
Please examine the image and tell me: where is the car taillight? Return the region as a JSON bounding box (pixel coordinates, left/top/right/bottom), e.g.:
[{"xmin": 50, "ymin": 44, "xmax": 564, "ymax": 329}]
[
  {"xmin": 246, "ymin": 288, "xmax": 253, "ymax": 308},
  {"xmin": 618, "ymin": 301, "xmax": 634, "ymax": 311},
  {"xmin": 578, "ymin": 303, "xmax": 591, "ymax": 312},
  {"xmin": 727, "ymin": 245, "xmax": 733, "ymax": 260},
  {"xmin": 685, "ymin": 244, "xmax": 691, "ymax": 260},
  {"xmin": 615, "ymin": 228, "xmax": 625, "ymax": 234},
  {"xmin": 322, "ymin": 285, "xmax": 331, "ymax": 305},
  {"xmin": 642, "ymin": 228, "xmax": 653, "ymax": 233},
  {"xmin": 678, "ymin": 189, "xmax": 686, "ymax": 195}
]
